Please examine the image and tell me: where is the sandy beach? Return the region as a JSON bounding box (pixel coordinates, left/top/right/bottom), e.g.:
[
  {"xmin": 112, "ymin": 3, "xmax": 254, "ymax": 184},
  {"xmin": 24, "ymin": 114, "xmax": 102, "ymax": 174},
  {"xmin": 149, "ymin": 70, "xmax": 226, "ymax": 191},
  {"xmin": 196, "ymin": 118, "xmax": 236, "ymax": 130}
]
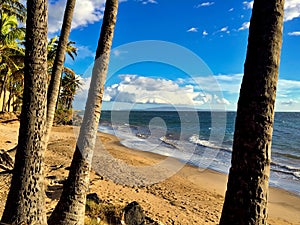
[{"xmin": 0, "ymin": 119, "xmax": 299, "ymax": 225}]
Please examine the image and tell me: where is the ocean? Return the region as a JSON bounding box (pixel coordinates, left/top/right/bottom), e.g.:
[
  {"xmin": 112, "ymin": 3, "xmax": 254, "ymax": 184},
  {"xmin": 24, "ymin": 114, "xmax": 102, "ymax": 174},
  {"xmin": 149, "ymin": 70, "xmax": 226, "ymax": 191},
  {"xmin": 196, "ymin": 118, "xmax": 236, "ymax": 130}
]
[{"xmin": 98, "ymin": 110, "xmax": 300, "ymax": 196}]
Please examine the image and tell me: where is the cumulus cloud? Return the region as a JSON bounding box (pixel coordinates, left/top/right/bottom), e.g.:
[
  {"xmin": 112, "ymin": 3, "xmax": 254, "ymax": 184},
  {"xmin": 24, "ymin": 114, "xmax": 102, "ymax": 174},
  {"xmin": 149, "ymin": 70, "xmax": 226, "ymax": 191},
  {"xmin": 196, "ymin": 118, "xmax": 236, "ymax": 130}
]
[
  {"xmin": 288, "ymin": 31, "xmax": 300, "ymax": 36},
  {"xmin": 103, "ymin": 75, "xmax": 200, "ymax": 105},
  {"xmin": 74, "ymin": 74, "xmax": 231, "ymax": 109},
  {"xmin": 203, "ymin": 30, "xmax": 208, "ymax": 36},
  {"xmin": 48, "ymin": 0, "xmax": 128, "ymax": 34},
  {"xmin": 195, "ymin": 2, "xmax": 215, "ymax": 8},
  {"xmin": 284, "ymin": 0, "xmax": 300, "ymax": 21},
  {"xmin": 187, "ymin": 27, "xmax": 198, "ymax": 33},
  {"xmin": 243, "ymin": 0, "xmax": 300, "ymax": 22},
  {"xmin": 238, "ymin": 22, "xmax": 250, "ymax": 31},
  {"xmin": 73, "ymin": 73, "xmax": 300, "ymax": 111},
  {"xmin": 48, "ymin": 0, "xmax": 108, "ymax": 33}
]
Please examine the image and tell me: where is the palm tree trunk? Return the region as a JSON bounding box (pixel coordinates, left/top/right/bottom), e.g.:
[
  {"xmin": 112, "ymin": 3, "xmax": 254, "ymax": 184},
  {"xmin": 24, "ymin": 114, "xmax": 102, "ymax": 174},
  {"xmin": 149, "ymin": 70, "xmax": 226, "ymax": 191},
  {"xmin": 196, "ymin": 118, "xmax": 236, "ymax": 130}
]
[
  {"xmin": 1, "ymin": 73, "xmax": 8, "ymax": 112},
  {"xmin": 219, "ymin": 0, "xmax": 284, "ymax": 224},
  {"xmin": 48, "ymin": 0, "xmax": 118, "ymax": 224},
  {"xmin": 1, "ymin": 0, "xmax": 48, "ymax": 224},
  {"xmin": 8, "ymin": 83, "xmax": 12, "ymax": 112},
  {"xmin": 45, "ymin": 0, "xmax": 76, "ymax": 143},
  {"xmin": 0, "ymin": 80, "xmax": 4, "ymax": 112}
]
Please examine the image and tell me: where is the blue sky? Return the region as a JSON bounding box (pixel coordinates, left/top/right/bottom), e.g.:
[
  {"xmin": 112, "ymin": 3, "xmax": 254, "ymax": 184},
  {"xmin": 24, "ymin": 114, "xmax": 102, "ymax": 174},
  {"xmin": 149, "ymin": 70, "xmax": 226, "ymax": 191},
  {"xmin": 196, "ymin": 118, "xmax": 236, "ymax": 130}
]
[{"xmin": 48, "ymin": 0, "xmax": 300, "ymax": 111}]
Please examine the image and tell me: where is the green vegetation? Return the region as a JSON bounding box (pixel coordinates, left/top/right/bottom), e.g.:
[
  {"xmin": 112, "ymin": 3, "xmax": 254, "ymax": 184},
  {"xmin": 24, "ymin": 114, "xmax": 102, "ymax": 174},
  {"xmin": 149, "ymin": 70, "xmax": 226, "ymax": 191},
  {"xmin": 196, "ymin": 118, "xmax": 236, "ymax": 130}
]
[{"xmin": 0, "ymin": 5, "xmax": 80, "ymax": 115}]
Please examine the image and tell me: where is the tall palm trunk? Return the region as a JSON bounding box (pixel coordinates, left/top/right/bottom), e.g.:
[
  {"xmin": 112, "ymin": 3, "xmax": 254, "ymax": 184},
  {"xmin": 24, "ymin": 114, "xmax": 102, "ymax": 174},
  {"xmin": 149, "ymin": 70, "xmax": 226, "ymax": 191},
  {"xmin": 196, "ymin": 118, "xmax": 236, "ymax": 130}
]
[
  {"xmin": 1, "ymin": 0, "xmax": 48, "ymax": 224},
  {"xmin": 48, "ymin": 0, "xmax": 119, "ymax": 224},
  {"xmin": 45, "ymin": 0, "xmax": 76, "ymax": 143},
  {"xmin": 219, "ymin": 0, "xmax": 284, "ymax": 224}
]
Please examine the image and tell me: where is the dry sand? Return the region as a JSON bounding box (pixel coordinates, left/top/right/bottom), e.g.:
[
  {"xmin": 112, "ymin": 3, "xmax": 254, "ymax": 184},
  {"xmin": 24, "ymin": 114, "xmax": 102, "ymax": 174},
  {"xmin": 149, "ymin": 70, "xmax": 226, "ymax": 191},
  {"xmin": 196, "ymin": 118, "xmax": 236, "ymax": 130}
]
[{"xmin": 0, "ymin": 120, "xmax": 299, "ymax": 225}]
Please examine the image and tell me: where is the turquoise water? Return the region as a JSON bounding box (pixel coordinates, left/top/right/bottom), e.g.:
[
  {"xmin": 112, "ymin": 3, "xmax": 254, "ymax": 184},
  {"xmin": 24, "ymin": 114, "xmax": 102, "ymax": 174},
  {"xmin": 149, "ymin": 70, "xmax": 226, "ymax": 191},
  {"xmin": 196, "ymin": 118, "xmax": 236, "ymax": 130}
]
[{"xmin": 98, "ymin": 110, "xmax": 300, "ymax": 195}]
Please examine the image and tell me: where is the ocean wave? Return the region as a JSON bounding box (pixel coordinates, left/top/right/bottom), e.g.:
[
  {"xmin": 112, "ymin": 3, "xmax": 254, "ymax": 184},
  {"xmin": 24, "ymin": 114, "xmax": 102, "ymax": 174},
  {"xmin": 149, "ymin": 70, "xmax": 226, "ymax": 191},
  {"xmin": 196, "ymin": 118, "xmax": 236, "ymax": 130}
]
[
  {"xmin": 159, "ymin": 136, "xmax": 181, "ymax": 150},
  {"xmin": 188, "ymin": 134, "xmax": 231, "ymax": 152},
  {"xmin": 271, "ymin": 161, "xmax": 300, "ymax": 180},
  {"xmin": 272, "ymin": 151, "xmax": 300, "ymax": 160},
  {"xmin": 294, "ymin": 172, "xmax": 300, "ymax": 179},
  {"xmin": 271, "ymin": 162, "xmax": 300, "ymax": 172}
]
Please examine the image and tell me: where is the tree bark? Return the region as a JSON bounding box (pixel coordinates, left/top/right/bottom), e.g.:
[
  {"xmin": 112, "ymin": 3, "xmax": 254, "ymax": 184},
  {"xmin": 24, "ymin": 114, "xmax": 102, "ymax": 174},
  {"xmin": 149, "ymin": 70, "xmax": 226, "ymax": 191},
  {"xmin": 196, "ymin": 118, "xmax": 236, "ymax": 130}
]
[
  {"xmin": 1, "ymin": 0, "xmax": 48, "ymax": 224},
  {"xmin": 219, "ymin": 0, "xmax": 284, "ymax": 225},
  {"xmin": 1, "ymin": 73, "xmax": 8, "ymax": 112},
  {"xmin": 45, "ymin": 0, "xmax": 76, "ymax": 143},
  {"xmin": 47, "ymin": 0, "xmax": 119, "ymax": 224}
]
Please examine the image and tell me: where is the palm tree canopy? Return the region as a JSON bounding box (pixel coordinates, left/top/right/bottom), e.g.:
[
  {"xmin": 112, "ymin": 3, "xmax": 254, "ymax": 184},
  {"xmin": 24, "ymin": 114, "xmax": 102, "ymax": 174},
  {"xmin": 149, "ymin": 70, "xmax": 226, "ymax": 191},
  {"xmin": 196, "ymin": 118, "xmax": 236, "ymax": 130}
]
[
  {"xmin": 47, "ymin": 36, "xmax": 77, "ymax": 64},
  {"xmin": 0, "ymin": 13, "xmax": 25, "ymax": 46},
  {"xmin": 0, "ymin": 0, "xmax": 26, "ymax": 23}
]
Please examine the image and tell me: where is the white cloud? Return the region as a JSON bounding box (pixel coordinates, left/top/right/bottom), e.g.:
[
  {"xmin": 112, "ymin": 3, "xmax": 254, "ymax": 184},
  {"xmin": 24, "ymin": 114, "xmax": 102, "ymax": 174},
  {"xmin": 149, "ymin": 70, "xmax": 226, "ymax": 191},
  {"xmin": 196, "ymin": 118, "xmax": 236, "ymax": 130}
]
[
  {"xmin": 238, "ymin": 22, "xmax": 250, "ymax": 31},
  {"xmin": 278, "ymin": 79, "xmax": 300, "ymax": 92},
  {"xmin": 74, "ymin": 73, "xmax": 300, "ymax": 111},
  {"xmin": 139, "ymin": 0, "xmax": 158, "ymax": 5},
  {"xmin": 73, "ymin": 77, "xmax": 91, "ymax": 109},
  {"xmin": 288, "ymin": 31, "xmax": 300, "ymax": 36},
  {"xmin": 196, "ymin": 2, "xmax": 215, "ymax": 8},
  {"xmin": 48, "ymin": 0, "xmax": 129, "ymax": 34},
  {"xmin": 203, "ymin": 30, "xmax": 208, "ymax": 36},
  {"xmin": 220, "ymin": 26, "xmax": 228, "ymax": 32},
  {"xmin": 48, "ymin": 0, "xmax": 108, "ymax": 34},
  {"xmin": 192, "ymin": 74, "xmax": 243, "ymax": 93},
  {"xmin": 243, "ymin": 1, "xmax": 253, "ymax": 9},
  {"xmin": 214, "ymin": 95, "xmax": 230, "ymax": 105},
  {"xmin": 242, "ymin": 0, "xmax": 300, "ymax": 22},
  {"xmin": 112, "ymin": 49, "xmax": 128, "ymax": 57},
  {"xmin": 284, "ymin": 0, "xmax": 300, "ymax": 21},
  {"xmin": 228, "ymin": 8, "xmax": 234, "ymax": 12},
  {"xmin": 281, "ymin": 99, "xmax": 297, "ymax": 105},
  {"xmin": 77, "ymin": 45, "xmax": 94, "ymax": 59},
  {"xmin": 74, "ymin": 74, "xmax": 231, "ymax": 109},
  {"xmin": 187, "ymin": 27, "xmax": 198, "ymax": 33},
  {"xmin": 103, "ymin": 75, "xmax": 200, "ymax": 105}
]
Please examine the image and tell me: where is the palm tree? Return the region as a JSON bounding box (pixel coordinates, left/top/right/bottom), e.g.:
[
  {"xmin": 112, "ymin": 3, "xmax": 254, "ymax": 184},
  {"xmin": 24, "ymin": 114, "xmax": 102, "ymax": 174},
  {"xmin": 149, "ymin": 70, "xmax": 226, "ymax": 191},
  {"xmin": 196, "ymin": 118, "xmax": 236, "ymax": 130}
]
[
  {"xmin": 59, "ymin": 69, "xmax": 81, "ymax": 110},
  {"xmin": 219, "ymin": 0, "xmax": 285, "ymax": 224},
  {"xmin": 46, "ymin": 0, "xmax": 77, "ymax": 142},
  {"xmin": 47, "ymin": 37, "xmax": 77, "ymax": 71},
  {"xmin": 0, "ymin": 44, "xmax": 24, "ymax": 111},
  {"xmin": 0, "ymin": 0, "xmax": 26, "ymax": 23},
  {"xmin": 48, "ymin": 0, "xmax": 119, "ymax": 224},
  {"xmin": 1, "ymin": 0, "xmax": 48, "ymax": 224},
  {"xmin": 0, "ymin": 13, "xmax": 25, "ymax": 112}
]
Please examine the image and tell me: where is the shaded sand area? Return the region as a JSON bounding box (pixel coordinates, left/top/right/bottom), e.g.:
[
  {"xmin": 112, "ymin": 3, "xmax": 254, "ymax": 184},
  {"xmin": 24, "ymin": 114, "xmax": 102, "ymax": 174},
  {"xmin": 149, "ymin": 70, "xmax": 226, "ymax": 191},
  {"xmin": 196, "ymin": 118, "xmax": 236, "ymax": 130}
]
[{"xmin": 0, "ymin": 119, "xmax": 299, "ymax": 224}]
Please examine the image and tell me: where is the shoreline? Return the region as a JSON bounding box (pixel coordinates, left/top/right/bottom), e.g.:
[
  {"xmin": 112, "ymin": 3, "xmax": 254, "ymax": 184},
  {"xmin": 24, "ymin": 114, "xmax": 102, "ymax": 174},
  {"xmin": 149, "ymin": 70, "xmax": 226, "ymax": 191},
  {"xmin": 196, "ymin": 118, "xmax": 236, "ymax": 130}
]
[
  {"xmin": 0, "ymin": 121, "xmax": 300, "ymax": 224},
  {"xmin": 93, "ymin": 129, "xmax": 300, "ymax": 224},
  {"xmin": 100, "ymin": 126, "xmax": 300, "ymax": 197}
]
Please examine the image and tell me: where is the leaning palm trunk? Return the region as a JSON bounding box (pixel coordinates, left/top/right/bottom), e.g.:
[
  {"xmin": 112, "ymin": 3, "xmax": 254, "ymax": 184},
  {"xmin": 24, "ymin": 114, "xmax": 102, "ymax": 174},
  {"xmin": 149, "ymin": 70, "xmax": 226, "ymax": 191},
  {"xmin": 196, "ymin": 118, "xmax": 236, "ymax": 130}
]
[
  {"xmin": 48, "ymin": 0, "xmax": 119, "ymax": 224},
  {"xmin": 45, "ymin": 0, "xmax": 76, "ymax": 143},
  {"xmin": 1, "ymin": 0, "xmax": 48, "ymax": 224},
  {"xmin": 219, "ymin": 0, "xmax": 284, "ymax": 224}
]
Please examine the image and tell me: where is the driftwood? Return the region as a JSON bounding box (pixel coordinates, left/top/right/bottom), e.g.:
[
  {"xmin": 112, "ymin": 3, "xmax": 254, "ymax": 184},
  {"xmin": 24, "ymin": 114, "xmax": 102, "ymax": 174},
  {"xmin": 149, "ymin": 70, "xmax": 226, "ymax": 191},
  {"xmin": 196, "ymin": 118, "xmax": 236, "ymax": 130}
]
[{"xmin": 0, "ymin": 149, "xmax": 14, "ymax": 171}]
